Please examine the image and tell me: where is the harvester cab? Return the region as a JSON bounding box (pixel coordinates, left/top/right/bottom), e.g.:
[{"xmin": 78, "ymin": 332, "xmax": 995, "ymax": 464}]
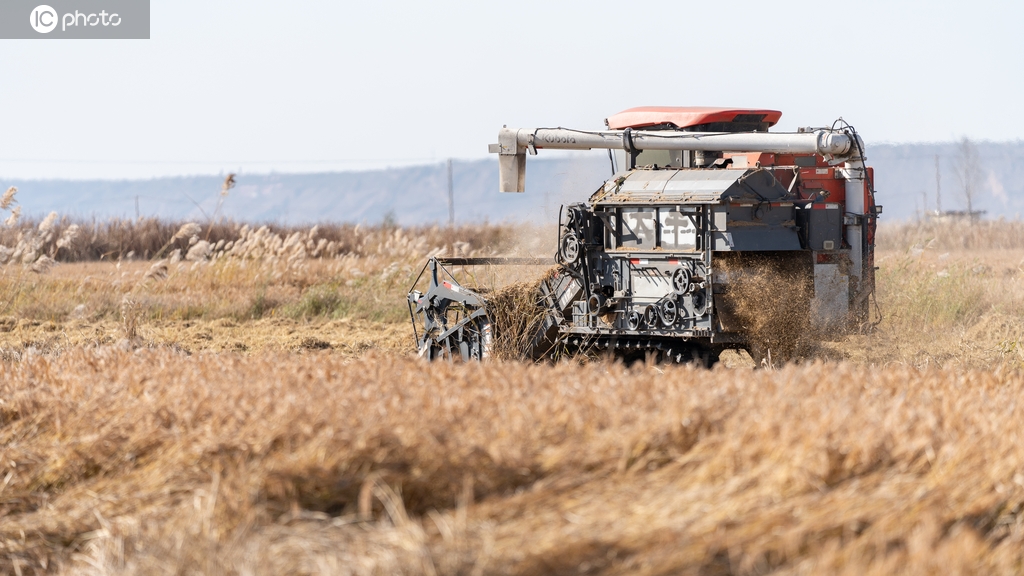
[{"xmin": 408, "ymin": 107, "xmax": 879, "ymax": 364}]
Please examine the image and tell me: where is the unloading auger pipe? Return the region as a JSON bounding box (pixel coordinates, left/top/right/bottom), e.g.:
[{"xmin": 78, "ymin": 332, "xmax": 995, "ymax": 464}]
[
  {"xmin": 490, "ymin": 127, "xmax": 857, "ymax": 193},
  {"xmin": 500, "ymin": 127, "xmax": 853, "ymax": 154}
]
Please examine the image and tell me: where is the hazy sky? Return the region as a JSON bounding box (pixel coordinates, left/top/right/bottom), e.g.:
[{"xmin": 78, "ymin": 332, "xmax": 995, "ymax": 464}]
[{"xmin": 1, "ymin": 0, "xmax": 1022, "ymax": 179}]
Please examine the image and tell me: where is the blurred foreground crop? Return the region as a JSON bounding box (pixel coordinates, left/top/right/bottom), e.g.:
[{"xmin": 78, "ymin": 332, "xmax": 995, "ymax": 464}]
[{"xmin": 3, "ymin": 351, "xmax": 1024, "ymax": 574}]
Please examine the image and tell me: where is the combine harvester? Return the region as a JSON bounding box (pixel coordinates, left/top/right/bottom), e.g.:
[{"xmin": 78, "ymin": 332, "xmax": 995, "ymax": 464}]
[{"xmin": 408, "ymin": 107, "xmax": 880, "ymax": 365}]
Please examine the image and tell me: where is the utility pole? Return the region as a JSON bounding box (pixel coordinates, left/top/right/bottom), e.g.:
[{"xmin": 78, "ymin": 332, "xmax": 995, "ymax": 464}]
[
  {"xmin": 135, "ymin": 195, "xmax": 140, "ymax": 220},
  {"xmin": 446, "ymin": 158, "xmax": 454, "ymax": 226},
  {"xmin": 955, "ymin": 137, "xmax": 980, "ymax": 222},
  {"xmin": 934, "ymin": 154, "xmax": 942, "ymax": 214}
]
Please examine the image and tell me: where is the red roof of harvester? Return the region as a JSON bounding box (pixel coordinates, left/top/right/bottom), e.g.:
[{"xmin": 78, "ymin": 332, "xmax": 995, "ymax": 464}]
[{"xmin": 606, "ymin": 107, "xmax": 782, "ymax": 130}]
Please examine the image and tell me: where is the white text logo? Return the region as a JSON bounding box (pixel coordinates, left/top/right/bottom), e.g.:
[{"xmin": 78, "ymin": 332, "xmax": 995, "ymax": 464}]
[{"xmin": 61, "ymin": 10, "xmax": 122, "ymax": 31}]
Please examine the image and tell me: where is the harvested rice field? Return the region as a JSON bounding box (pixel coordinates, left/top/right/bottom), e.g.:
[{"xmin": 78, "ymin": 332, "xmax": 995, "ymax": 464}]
[{"xmin": 3, "ymin": 219, "xmax": 1024, "ymax": 574}]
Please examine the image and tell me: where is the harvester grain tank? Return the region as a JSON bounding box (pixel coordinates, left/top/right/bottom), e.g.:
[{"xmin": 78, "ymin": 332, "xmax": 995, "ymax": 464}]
[{"xmin": 408, "ymin": 107, "xmax": 880, "ymax": 364}]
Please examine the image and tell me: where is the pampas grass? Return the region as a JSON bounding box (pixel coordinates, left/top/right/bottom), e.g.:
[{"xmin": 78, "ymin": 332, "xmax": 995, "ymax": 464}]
[
  {"xmin": 0, "ymin": 186, "xmax": 16, "ymax": 211},
  {"xmin": 0, "ymin": 217, "xmax": 518, "ymax": 264}
]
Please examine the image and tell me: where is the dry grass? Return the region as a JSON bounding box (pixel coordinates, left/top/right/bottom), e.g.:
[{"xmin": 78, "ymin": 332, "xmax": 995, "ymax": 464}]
[
  {"xmin": 0, "ymin": 315, "xmax": 410, "ymax": 359},
  {"xmin": 0, "ymin": 219, "xmax": 1023, "ymax": 574},
  {"xmin": 0, "ymin": 222, "xmax": 527, "ymax": 340},
  {"xmin": 0, "ymin": 215, "xmax": 517, "ymax": 263},
  {"xmin": 0, "ymin": 219, "xmax": 1016, "ymax": 367},
  {"xmin": 2, "ymin": 351, "xmax": 1024, "ymax": 574},
  {"xmin": 832, "ymin": 221, "xmax": 1024, "ymax": 370}
]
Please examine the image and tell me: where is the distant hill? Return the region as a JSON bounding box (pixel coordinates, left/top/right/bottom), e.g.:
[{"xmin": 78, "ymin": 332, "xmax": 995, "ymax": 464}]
[
  {"xmin": 3, "ymin": 141, "xmax": 1023, "ymax": 225},
  {"xmin": 1, "ymin": 156, "xmax": 611, "ymax": 226}
]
